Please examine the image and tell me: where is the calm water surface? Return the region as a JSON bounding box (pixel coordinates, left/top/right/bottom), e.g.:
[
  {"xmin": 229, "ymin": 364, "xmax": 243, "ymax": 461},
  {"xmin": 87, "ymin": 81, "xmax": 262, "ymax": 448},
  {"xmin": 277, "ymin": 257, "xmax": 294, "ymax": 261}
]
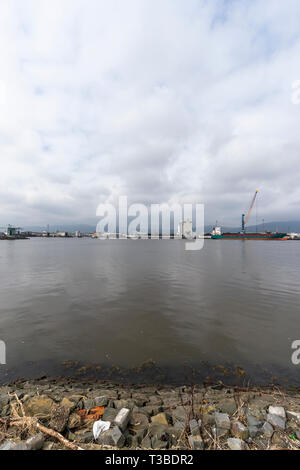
[{"xmin": 0, "ymin": 238, "xmax": 299, "ymax": 384}]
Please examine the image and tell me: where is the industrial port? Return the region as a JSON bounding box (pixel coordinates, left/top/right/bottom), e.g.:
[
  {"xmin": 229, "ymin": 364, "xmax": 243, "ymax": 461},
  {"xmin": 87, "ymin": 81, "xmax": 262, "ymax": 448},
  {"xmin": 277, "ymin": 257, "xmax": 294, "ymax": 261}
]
[{"xmin": 1, "ymin": 192, "xmax": 300, "ymax": 241}]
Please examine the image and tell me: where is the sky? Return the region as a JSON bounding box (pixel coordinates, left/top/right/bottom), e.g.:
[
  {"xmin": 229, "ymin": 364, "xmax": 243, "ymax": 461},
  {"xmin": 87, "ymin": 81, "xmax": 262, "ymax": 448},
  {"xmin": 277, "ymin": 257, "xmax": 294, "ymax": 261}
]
[{"xmin": 0, "ymin": 0, "xmax": 300, "ymax": 229}]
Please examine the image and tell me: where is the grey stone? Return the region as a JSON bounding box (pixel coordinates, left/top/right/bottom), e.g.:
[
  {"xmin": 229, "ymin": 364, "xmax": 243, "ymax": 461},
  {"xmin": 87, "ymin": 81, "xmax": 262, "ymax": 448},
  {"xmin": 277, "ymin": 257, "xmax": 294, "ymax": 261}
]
[
  {"xmin": 202, "ymin": 413, "xmax": 215, "ymax": 426},
  {"xmin": 188, "ymin": 435, "xmax": 204, "ymax": 450},
  {"xmin": 151, "ymin": 436, "xmax": 169, "ymax": 449},
  {"xmin": 268, "ymin": 406, "xmax": 286, "ymax": 420},
  {"xmin": 262, "ymin": 421, "xmax": 274, "ymax": 438},
  {"xmin": 227, "ymin": 438, "xmax": 247, "ymax": 450},
  {"xmin": 102, "ymin": 407, "xmax": 119, "ymax": 421},
  {"xmin": 94, "ymin": 396, "xmax": 109, "ymax": 407},
  {"xmin": 212, "ymin": 426, "xmax": 229, "ymax": 439},
  {"xmin": 26, "ymin": 433, "xmax": 44, "ymax": 450},
  {"xmin": 173, "ymin": 421, "xmax": 185, "ymax": 431},
  {"xmin": 267, "ymin": 413, "xmax": 286, "ymax": 431},
  {"xmin": 296, "ymin": 430, "xmax": 300, "ymax": 441},
  {"xmin": 231, "ymin": 421, "xmax": 249, "ymax": 440},
  {"xmin": 286, "ymin": 410, "xmax": 300, "ymax": 425},
  {"xmin": 132, "ymin": 394, "xmax": 148, "ymax": 407},
  {"xmin": 126, "ymin": 434, "xmax": 141, "ymax": 448},
  {"xmin": 141, "ymin": 435, "xmax": 152, "ymax": 449},
  {"xmin": 218, "ymin": 399, "xmax": 237, "ymax": 416},
  {"xmin": 246, "ymin": 414, "xmax": 262, "ymax": 427},
  {"xmin": 0, "ymin": 440, "xmax": 28, "ymax": 450},
  {"xmin": 114, "ymin": 408, "xmax": 130, "ymax": 432},
  {"xmin": 114, "ymin": 399, "xmax": 135, "ymax": 410},
  {"xmin": 148, "ymin": 396, "xmax": 163, "ymax": 407},
  {"xmin": 147, "ymin": 421, "xmax": 171, "ymax": 448},
  {"xmin": 172, "ymin": 406, "xmax": 187, "ymax": 423},
  {"xmin": 129, "ymin": 412, "xmax": 149, "ymax": 435},
  {"xmin": 98, "ymin": 426, "xmax": 125, "ymax": 448},
  {"xmin": 83, "ymin": 398, "xmax": 95, "ymax": 410},
  {"xmin": 189, "ymin": 419, "xmax": 200, "ymax": 436},
  {"xmin": 272, "ymin": 431, "xmax": 287, "ymax": 448},
  {"xmin": 248, "ymin": 425, "xmax": 260, "ymax": 438},
  {"xmin": 215, "ymin": 412, "xmax": 230, "ymax": 430},
  {"xmin": 142, "ymin": 405, "xmax": 162, "ymax": 416},
  {"xmin": 69, "ymin": 430, "xmax": 94, "ymax": 443}
]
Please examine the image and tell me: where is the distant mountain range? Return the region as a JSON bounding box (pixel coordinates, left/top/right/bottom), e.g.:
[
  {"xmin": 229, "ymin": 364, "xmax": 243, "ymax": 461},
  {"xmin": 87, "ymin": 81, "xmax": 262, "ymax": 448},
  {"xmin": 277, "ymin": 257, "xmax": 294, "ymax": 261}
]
[{"xmin": 23, "ymin": 224, "xmax": 97, "ymax": 233}]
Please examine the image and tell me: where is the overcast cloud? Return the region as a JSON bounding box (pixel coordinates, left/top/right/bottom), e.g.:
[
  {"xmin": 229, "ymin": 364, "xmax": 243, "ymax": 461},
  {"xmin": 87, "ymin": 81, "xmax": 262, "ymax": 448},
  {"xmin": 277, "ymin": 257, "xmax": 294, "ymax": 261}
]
[{"xmin": 0, "ymin": 0, "xmax": 300, "ymax": 228}]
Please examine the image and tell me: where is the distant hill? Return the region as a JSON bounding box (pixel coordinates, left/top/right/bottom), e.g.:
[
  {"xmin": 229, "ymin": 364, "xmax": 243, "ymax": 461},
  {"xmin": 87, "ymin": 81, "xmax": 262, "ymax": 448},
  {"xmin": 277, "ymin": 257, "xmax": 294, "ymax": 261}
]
[{"xmin": 24, "ymin": 224, "xmax": 97, "ymax": 233}]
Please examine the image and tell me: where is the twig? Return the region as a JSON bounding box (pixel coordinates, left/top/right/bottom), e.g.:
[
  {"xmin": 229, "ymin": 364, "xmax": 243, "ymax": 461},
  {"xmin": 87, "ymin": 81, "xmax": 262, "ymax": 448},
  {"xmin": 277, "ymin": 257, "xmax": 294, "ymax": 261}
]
[{"xmin": 0, "ymin": 417, "xmax": 84, "ymax": 451}]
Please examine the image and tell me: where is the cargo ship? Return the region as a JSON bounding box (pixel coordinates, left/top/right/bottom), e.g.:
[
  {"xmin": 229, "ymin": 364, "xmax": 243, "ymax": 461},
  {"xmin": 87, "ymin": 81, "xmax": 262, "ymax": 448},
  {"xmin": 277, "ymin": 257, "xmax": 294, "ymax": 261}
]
[
  {"xmin": 211, "ymin": 191, "xmax": 288, "ymax": 240},
  {"xmin": 211, "ymin": 231, "xmax": 287, "ymax": 240}
]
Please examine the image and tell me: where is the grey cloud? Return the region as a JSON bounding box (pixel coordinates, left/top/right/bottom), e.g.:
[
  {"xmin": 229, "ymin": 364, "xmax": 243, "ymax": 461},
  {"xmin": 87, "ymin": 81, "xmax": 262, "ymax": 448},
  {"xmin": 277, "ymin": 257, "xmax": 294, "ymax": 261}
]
[{"xmin": 0, "ymin": 0, "xmax": 300, "ymax": 227}]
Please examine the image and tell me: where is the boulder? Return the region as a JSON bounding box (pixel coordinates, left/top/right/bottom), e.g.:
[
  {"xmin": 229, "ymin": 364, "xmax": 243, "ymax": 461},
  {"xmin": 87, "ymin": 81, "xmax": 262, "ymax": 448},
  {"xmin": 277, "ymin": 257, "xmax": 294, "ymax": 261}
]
[
  {"xmin": 212, "ymin": 426, "xmax": 229, "ymax": 439},
  {"xmin": 61, "ymin": 397, "xmax": 77, "ymax": 411},
  {"xmin": 227, "ymin": 438, "xmax": 248, "ymax": 450},
  {"xmin": 94, "ymin": 396, "xmax": 109, "ymax": 407},
  {"xmin": 189, "ymin": 419, "xmax": 200, "ymax": 436},
  {"xmin": 248, "ymin": 426, "xmax": 260, "ymax": 438},
  {"xmin": 215, "ymin": 412, "xmax": 230, "ymax": 430},
  {"xmin": 49, "ymin": 405, "xmax": 70, "ymax": 432},
  {"xmin": 231, "ymin": 421, "xmax": 249, "ymax": 440},
  {"xmin": 218, "ymin": 399, "xmax": 237, "ymax": 416},
  {"xmin": 114, "ymin": 408, "xmax": 130, "ymax": 432},
  {"xmin": 0, "ymin": 440, "xmax": 29, "ymax": 450},
  {"xmin": 268, "ymin": 406, "xmax": 286, "ymax": 420},
  {"xmin": 68, "ymin": 412, "xmax": 82, "ymax": 429},
  {"xmin": 262, "ymin": 421, "xmax": 274, "ymax": 438},
  {"xmin": 286, "ymin": 410, "xmax": 300, "ymax": 425},
  {"xmin": 267, "ymin": 414, "xmax": 285, "ymax": 431},
  {"xmin": 97, "ymin": 426, "xmax": 125, "ymax": 448},
  {"xmin": 188, "ymin": 435, "xmax": 204, "ymax": 450},
  {"xmin": 24, "ymin": 395, "xmax": 55, "ymax": 419},
  {"xmin": 246, "ymin": 413, "xmax": 262, "ymax": 427},
  {"xmin": 26, "ymin": 433, "xmax": 44, "ymax": 450},
  {"xmin": 129, "ymin": 412, "xmax": 149, "ymax": 436},
  {"xmin": 151, "ymin": 412, "xmax": 170, "ymax": 426}
]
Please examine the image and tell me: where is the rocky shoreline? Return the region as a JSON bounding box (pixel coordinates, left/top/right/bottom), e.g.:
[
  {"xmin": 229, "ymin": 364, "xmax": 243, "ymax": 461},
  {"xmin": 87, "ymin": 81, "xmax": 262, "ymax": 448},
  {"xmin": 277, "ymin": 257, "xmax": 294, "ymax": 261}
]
[{"xmin": 0, "ymin": 377, "xmax": 300, "ymax": 450}]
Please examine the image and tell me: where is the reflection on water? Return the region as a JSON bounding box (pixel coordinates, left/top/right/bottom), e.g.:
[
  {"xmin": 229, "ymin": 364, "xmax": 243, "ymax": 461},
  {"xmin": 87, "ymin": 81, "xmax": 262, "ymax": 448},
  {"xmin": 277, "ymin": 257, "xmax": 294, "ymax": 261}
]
[{"xmin": 0, "ymin": 238, "xmax": 300, "ymax": 384}]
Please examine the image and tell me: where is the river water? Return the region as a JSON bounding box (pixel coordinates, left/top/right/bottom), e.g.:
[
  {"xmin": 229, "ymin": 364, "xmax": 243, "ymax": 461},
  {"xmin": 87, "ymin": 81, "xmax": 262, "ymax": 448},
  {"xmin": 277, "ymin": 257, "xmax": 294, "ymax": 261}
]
[{"xmin": 0, "ymin": 237, "xmax": 299, "ymax": 385}]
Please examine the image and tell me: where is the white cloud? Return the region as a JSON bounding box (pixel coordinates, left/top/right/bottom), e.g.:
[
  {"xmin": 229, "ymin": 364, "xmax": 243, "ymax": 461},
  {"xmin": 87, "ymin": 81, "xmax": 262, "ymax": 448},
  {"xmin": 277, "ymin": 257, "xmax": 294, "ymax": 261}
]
[{"xmin": 0, "ymin": 0, "xmax": 300, "ymax": 227}]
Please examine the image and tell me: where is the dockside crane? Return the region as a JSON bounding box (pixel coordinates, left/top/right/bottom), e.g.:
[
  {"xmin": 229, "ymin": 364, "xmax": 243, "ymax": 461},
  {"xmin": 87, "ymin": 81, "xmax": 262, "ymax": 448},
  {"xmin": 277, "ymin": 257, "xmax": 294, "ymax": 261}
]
[{"xmin": 241, "ymin": 190, "xmax": 258, "ymax": 233}]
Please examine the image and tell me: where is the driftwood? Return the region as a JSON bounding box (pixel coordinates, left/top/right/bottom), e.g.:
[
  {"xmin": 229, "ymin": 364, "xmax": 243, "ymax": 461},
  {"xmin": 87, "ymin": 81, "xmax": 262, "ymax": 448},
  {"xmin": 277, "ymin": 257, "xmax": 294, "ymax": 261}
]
[
  {"xmin": 0, "ymin": 417, "xmax": 84, "ymax": 451},
  {"xmin": 0, "ymin": 393, "xmax": 84, "ymax": 451}
]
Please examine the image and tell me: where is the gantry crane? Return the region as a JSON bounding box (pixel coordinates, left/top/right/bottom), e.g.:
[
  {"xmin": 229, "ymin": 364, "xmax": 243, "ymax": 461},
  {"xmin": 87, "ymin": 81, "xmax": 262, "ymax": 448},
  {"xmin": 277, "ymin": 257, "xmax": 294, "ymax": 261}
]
[{"xmin": 241, "ymin": 191, "xmax": 259, "ymax": 233}]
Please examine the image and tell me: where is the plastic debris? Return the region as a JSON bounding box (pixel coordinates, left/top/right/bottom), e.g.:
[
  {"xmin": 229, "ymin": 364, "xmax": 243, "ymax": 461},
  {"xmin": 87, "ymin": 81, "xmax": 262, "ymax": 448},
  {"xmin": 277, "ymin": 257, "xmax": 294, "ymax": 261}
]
[
  {"xmin": 77, "ymin": 406, "xmax": 105, "ymax": 421},
  {"xmin": 93, "ymin": 419, "xmax": 111, "ymax": 440}
]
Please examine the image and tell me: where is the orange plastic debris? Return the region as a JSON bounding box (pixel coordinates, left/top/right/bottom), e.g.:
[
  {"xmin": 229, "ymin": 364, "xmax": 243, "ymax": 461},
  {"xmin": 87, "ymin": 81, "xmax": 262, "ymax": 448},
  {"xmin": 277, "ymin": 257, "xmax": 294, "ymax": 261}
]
[{"xmin": 76, "ymin": 406, "xmax": 105, "ymax": 421}]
